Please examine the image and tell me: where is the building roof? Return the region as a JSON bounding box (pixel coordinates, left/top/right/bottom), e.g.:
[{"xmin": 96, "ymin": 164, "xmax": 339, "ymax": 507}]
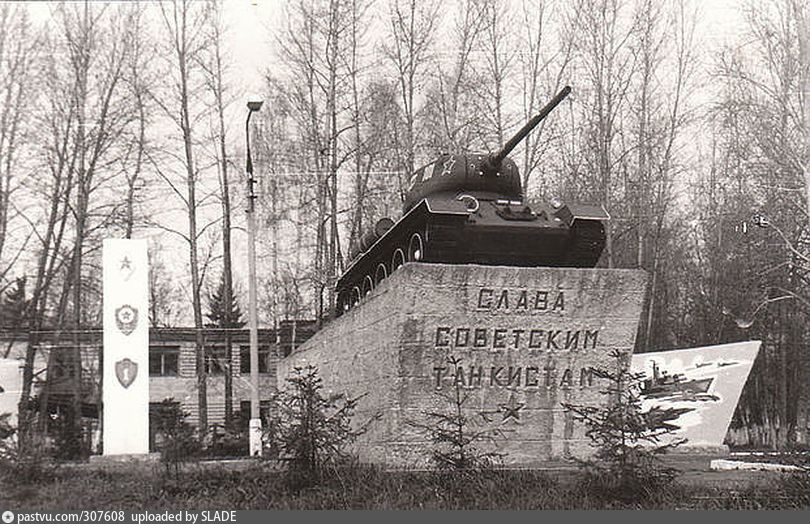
[{"xmin": 0, "ymin": 321, "xmax": 316, "ymax": 348}]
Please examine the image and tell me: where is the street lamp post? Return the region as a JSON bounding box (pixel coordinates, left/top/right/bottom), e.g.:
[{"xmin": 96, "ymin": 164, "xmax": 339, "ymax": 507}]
[{"xmin": 246, "ymin": 99, "xmax": 263, "ymax": 456}]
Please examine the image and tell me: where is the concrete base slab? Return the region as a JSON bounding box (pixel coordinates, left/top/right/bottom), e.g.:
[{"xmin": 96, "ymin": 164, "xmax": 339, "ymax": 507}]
[
  {"xmin": 89, "ymin": 452, "xmax": 161, "ymax": 464},
  {"xmin": 710, "ymin": 458, "xmax": 803, "ymax": 472}
]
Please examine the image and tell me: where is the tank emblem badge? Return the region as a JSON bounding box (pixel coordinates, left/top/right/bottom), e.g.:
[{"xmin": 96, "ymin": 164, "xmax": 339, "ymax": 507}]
[{"xmin": 115, "ymin": 358, "xmax": 138, "ymax": 389}]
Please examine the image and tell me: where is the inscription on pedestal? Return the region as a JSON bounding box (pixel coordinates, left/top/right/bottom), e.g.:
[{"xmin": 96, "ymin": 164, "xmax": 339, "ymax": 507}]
[
  {"xmin": 432, "ymin": 365, "xmax": 595, "ymax": 390},
  {"xmin": 476, "ymin": 287, "xmax": 565, "ymax": 311},
  {"xmin": 434, "ymin": 326, "xmax": 599, "ymax": 351},
  {"xmin": 430, "ymin": 285, "xmax": 603, "ymax": 391}
]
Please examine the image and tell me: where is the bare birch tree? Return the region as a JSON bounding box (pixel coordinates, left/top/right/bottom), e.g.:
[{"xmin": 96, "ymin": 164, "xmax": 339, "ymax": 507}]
[
  {"xmin": 471, "ymin": 0, "xmax": 515, "ymax": 149},
  {"xmin": 156, "ymin": 0, "xmax": 213, "ymax": 435},
  {"xmin": 199, "ymin": 0, "xmax": 238, "ymax": 427},
  {"xmin": 423, "ymin": 0, "xmax": 487, "ymax": 152},
  {"xmin": 120, "ymin": 5, "xmax": 155, "ymax": 239},
  {"xmin": 573, "ymin": 0, "xmax": 641, "ymax": 266},
  {"xmin": 516, "ymin": 0, "xmax": 574, "ymax": 195},
  {"xmin": 699, "ymin": 0, "xmax": 810, "ymax": 447},
  {"xmin": 384, "ymin": 0, "xmax": 439, "ymax": 176},
  {"xmin": 0, "ymin": 6, "xmax": 38, "ymax": 281},
  {"xmin": 623, "ymin": 0, "xmax": 697, "ymax": 352}
]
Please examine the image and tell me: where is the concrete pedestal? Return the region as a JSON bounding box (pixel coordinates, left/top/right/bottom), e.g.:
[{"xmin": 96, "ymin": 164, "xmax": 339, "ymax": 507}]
[{"xmin": 279, "ymin": 263, "xmax": 647, "ymax": 467}]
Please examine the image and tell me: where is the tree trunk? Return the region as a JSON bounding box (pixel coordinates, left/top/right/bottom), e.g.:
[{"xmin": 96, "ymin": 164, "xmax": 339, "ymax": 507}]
[
  {"xmin": 327, "ymin": 0, "xmax": 340, "ymax": 316},
  {"xmin": 168, "ymin": 0, "xmax": 208, "ymax": 436},
  {"xmin": 209, "ymin": 6, "xmax": 234, "ymax": 427}
]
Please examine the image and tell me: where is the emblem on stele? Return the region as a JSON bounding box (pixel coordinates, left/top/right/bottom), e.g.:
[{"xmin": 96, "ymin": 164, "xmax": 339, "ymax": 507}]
[
  {"xmin": 115, "ymin": 358, "xmax": 138, "ymax": 389},
  {"xmin": 115, "ymin": 305, "xmax": 138, "ymax": 336},
  {"xmin": 119, "ymin": 255, "xmax": 135, "ymax": 281}
]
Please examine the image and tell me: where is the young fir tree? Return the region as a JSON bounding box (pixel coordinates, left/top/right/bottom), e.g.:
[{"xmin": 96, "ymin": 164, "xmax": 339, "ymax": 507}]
[
  {"xmin": 152, "ymin": 399, "xmax": 199, "ymax": 478},
  {"xmin": 412, "ymin": 355, "xmax": 504, "ymax": 470},
  {"xmin": 205, "ymin": 275, "xmax": 246, "ymax": 329},
  {"xmin": 562, "ymin": 349, "xmax": 688, "ymax": 502},
  {"xmin": 267, "ymin": 365, "xmax": 370, "ymax": 490},
  {"xmin": 205, "ymin": 274, "xmax": 245, "ymax": 427}
]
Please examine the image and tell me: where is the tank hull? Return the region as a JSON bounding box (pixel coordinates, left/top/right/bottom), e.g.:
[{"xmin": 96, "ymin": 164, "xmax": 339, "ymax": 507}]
[{"xmin": 335, "ymin": 196, "xmax": 606, "ymax": 316}]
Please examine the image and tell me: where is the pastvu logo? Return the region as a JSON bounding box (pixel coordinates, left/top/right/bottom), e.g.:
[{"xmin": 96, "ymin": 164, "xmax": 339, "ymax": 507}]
[{"xmin": 2, "ymin": 510, "xmax": 14, "ymax": 523}]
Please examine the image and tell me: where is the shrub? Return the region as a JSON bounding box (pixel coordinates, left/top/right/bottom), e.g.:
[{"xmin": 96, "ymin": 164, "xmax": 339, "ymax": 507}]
[
  {"xmin": 767, "ymin": 472, "xmax": 810, "ymax": 508},
  {"xmin": 411, "ymin": 356, "xmax": 503, "ymax": 471},
  {"xmin": 207, "ymin": 422, "xmax": 248, "ymax": 458},
  {"xmin": 561, "ymin": 349, "xmax": 686, "ymax": 502},
  {"xmin": 264, "ymin": 365, "xmax": 371, "ymax": 490},
  {"xmin": 151, "ymin": 400, "xmax": 200, "ymax": 477},
  {"xmin": 50, "ymin": 410, "xmax": 87, "ymax": 460},
  {"xmin": 0, "ymin": 412, "xmax": 58, "ymax": 484}
]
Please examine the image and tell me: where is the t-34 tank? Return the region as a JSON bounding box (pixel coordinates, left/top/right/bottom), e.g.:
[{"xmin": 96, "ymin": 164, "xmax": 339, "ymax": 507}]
[{"xmin": 335, "ymin": 85, "xmax": 608, "ymax": 316}]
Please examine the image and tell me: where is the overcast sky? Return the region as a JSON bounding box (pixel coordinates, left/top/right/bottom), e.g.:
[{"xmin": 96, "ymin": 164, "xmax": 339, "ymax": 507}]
[{"xmin": 15, "ymin": 0, "xmax": 750, "ymax": 105}]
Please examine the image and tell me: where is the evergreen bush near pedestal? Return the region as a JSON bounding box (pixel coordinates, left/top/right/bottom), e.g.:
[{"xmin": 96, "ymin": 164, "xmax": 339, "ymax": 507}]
[
  {"xmin": 411, "ymin": 355, "xmax": 504, "ymax": 471},
  {"xmin": 264, "ymin": 365, "xmax": 372, "ymax": 490},
  {"xmin": 561, "ymin": 348, "xmax": 687, "ymax": 503}
]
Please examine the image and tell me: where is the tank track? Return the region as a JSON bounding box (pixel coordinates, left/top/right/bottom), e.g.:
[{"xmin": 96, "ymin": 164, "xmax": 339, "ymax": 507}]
[{"xmin": 335, "ymin": 209, "xmax": 434, "ymax": 316}]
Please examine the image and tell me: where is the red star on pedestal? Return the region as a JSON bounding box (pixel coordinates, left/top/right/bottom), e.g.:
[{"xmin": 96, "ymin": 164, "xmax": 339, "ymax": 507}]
[{"xmin": 499, "ymin": 395, "xmax": 525, "ymax": 423}]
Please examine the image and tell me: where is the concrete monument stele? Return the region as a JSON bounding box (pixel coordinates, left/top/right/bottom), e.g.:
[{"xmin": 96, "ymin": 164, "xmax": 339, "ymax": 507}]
[
  {"xmin": 103, "ymin": 239, "xmax": 149, "ymax": 455},
  {"xmin": 280, "ymin": 262, "xmax": 648, "ymax": 467},
  {"xmin": 632, "ymin": 341, "xmax": 761, "ymax": 451}
]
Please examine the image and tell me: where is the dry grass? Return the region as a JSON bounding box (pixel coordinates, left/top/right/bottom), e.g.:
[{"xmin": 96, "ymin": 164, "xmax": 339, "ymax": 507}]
[{"xmin": 2, "ymin": 460, "xmax": 810, "ymax": 510}]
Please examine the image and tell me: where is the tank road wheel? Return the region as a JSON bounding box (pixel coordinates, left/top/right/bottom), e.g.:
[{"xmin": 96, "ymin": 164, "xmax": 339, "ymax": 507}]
[
  {"xmin": 362, "ymin": 275, "xmax": 374, "ymax": 297},
  {"xmin": 374, "ymin": 263, "xmax": 387, "ymax": 285},
  {"xmin": 408, "ymin": 233, "xmax": 424, "ymax": 262},
  {"xmin": 352, "ymin": 286, "xmax": 362, "ymax": 307},
  {"xmin": 392, "ymin": 249, "xmax": 406, "ymax": 271}
]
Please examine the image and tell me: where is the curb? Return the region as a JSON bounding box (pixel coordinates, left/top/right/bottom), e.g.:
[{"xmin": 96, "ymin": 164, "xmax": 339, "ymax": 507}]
[{"xmin": 710, "ymin": 459, "xmax": 804, "ymax": 472}]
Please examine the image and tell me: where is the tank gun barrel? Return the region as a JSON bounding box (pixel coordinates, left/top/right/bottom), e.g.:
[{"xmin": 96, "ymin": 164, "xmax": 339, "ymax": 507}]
[{"xmin": 490, "ymin": 85, "xmax": 572, "ymax": 166}]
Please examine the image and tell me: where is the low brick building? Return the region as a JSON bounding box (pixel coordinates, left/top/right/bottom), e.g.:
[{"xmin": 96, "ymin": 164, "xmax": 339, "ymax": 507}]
[
  {"xmin": 0, "ymin": 320, "xmax": 315, "ymax": 451},
  {"xmin": 147, "ymin": 327, "xmax": 278, "ymax": 425}
]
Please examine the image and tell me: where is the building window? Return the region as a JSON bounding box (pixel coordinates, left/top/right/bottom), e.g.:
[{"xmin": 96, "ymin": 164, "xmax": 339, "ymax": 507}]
[
  {"xmin": 204, "ymin": 345, "xmax": 231, "ymax": 375},
  {"xmin": 239, "ymin": 345, "xmax": 271, "ymax": 374},
  {"xmin": 149, "ymin": 346, "xmax": 179, "ymax": 376}
]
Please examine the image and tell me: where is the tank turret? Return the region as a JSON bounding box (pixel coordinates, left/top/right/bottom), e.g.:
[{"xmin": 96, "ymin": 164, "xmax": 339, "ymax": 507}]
[
  {"xmin": 402, "ymin": 85, "xmax": 572, "ymax": 212},
  {"xmin": 335, "ymin": 86, "xmax": 608, "ymax": 316}
]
